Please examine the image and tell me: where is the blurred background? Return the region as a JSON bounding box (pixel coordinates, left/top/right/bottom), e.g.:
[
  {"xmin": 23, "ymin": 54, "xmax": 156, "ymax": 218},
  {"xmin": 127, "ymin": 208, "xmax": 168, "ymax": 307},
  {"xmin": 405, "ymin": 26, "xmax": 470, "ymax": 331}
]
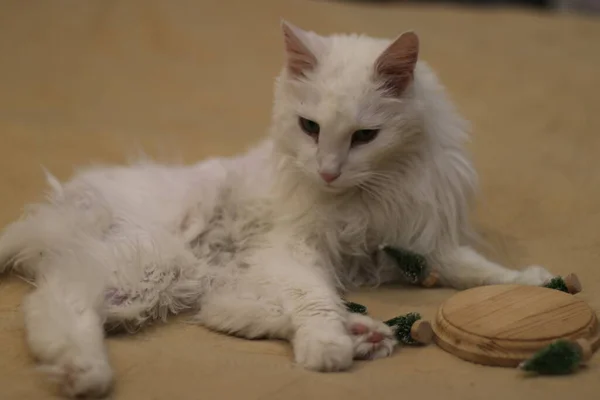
[
  {"xmin": 343, "ymin": 0, "xmax": 600, "ymax": 13},
  {"xmin": 0, "ymin": 1, "xmax": 599, "ymax": 399}
]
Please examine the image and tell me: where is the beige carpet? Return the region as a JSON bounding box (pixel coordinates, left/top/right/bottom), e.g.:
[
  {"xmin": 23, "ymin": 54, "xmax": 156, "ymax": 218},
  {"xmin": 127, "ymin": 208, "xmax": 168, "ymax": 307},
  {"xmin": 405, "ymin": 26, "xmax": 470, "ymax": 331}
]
[{"xmin": 1, "ymin": 0, "xmax": 599, "ymax": 399}]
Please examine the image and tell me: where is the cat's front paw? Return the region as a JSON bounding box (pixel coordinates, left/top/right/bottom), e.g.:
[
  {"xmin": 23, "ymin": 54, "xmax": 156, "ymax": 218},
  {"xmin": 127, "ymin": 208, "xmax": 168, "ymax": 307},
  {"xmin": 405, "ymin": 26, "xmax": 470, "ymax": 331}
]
[
  {"xmin": 514, "ymin": 265, "xmax": 554, "ymax": 286},
  {"xmin": 293, "ymin": 323, "xmax": 354, "ymax": 372},
  {"xmin": 346, "ymin": 313, "xmax": 397, "ymax": 360},
  {"xmin": 40, "ymin": 355, "xmax": 113, "ymax": 398}
]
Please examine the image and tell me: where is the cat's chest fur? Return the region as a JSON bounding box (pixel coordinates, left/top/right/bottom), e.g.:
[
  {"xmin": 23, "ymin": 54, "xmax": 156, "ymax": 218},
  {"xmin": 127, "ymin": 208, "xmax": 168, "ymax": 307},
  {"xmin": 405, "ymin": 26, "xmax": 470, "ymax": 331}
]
[
  {"xmin": 304, "ymin": 204, "xmax": 400, "ymax": 287},
  {"xmin": 274, "ymin": 185, "xmax": 408, "ymax": 285},
  {"xmin": 314, "ymin": 198, "xmax": 395, "ymax": 253}
]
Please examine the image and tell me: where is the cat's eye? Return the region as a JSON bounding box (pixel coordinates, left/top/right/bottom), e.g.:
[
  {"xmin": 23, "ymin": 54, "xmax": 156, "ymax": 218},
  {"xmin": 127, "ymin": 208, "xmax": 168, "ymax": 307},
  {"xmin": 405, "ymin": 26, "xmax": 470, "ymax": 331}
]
[
  {"xmin": 299, "ymin": 117, "xmax": 320, "ymax": 138},
  {"xmin": 351, "ymin": 129, "xmax": 380, "ymax": 147}
]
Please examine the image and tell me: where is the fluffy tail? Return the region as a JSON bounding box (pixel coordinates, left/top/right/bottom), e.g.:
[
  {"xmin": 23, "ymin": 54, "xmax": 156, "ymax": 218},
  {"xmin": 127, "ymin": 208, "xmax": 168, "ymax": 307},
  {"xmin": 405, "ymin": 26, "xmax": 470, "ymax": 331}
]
[{"xmin": 0, "ymin": 169, "xmax": 113, "ymax": 279}]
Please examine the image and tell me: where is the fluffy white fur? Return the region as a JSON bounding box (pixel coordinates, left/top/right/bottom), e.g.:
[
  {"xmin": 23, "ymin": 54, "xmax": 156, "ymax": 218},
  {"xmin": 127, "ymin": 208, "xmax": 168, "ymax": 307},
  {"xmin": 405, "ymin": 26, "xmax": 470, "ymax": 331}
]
[{"xmin": 0, "ymin": 22, "xmax": 553, "ymax": 398}]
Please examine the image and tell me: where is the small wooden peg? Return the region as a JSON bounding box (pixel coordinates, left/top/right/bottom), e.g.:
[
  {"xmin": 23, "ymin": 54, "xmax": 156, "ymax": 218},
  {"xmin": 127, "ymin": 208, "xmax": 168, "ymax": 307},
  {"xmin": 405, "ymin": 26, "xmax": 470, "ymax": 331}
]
[
  {"xmin": 564, "ymin": 273, "xmax": 582, "ymax": 294},
  {"xmin": 574, "ymin": 338, "xmax": 592, "ymax": 363},
  {"xmin": 421, "ymin": 271, "xmax": 439, "ymax": 288},
  {"xmin": 410, "ymin": 319, "xmax": 433, "ymax": 344}
]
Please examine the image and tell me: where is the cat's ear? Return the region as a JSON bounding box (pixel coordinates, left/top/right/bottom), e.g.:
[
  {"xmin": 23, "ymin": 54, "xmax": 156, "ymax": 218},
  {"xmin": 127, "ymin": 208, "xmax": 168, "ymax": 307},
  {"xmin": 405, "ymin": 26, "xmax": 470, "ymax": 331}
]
[
  {"xmin": 281, "ymin": 20, "xmax": 318, "ymax": 78},
  {"xmin": 374, "ymin": 32, "xmax": 419, "ymax": 96}
]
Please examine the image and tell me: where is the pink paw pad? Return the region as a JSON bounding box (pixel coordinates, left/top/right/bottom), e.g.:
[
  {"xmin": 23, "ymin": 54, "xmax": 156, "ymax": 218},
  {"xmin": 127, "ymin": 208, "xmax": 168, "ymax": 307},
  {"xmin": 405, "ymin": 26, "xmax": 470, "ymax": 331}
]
[
  {"xmin": 366, "ymin": 331, "xmax": 384, "ymax": 343},
  {"xmin": 350, "ymin": 323, "xmax": 369, "ymax": 335}
]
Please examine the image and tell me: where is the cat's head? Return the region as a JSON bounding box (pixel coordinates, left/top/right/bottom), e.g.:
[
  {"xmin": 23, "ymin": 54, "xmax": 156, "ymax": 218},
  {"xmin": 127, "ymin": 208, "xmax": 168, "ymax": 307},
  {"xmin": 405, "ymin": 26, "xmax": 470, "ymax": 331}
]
[{"xmin": 270, "ymin": 21, "xmax": 424, "ymax": 192}]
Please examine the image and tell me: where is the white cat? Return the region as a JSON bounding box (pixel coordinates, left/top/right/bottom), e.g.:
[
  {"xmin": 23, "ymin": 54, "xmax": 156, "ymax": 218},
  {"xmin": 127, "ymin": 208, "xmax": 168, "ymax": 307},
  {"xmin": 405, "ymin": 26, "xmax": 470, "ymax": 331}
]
[{"xmin": 0, "ymin": 21, "xmax": 553, "ymax": 398}]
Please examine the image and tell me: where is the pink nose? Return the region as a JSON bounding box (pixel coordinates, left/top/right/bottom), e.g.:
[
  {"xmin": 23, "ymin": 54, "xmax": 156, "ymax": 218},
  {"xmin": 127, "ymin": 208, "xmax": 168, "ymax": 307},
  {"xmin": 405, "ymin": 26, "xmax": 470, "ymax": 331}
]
[{"xmin": 319, "ymin": 171, "xmax": 340, "ymax": 183}]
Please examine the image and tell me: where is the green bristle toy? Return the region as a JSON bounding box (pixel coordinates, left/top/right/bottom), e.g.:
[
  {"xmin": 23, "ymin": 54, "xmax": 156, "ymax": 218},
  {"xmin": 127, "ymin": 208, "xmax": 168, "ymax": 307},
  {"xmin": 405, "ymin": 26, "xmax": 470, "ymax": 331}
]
[
  {"xmin": 519, "ymin": 338, "xmax": 592, "ymax": 375},
  {"xmin": 379, "ymin": 244, "xmax": 439, "ymax": 287},
  {"xmin": 344, "ymin": 300, "xmax": 368, "ymax": 315},
  {"xmin": 543, "ymin": 273, "xmax": 582, "ymax": 294},
  {"xmin": 384, "ymin": 312, "xmax": 433, "ymax": 345}
]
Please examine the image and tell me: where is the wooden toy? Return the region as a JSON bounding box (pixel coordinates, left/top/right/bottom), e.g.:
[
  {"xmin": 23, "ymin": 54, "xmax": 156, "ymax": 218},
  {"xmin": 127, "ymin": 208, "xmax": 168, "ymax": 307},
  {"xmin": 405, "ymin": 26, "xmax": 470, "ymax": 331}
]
[{"xmin": 432, "ymin": 275, "xmax": 600, "ymax": 371}]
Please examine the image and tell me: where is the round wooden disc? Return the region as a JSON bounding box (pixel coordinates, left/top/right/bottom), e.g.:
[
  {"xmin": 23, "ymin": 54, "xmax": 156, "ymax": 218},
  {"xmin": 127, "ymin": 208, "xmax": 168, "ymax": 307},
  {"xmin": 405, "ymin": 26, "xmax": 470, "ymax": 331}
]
[{"xmin": 432, "ymin": 284, "xmax": 600, "ymax": 367}]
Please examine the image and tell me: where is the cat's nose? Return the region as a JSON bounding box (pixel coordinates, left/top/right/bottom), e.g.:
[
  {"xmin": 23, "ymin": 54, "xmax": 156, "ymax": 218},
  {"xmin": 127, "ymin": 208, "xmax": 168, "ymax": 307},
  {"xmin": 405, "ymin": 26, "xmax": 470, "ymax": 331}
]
[{"xmin": 319, "ymin": 171, "xmax": 341, "ymax": 183}]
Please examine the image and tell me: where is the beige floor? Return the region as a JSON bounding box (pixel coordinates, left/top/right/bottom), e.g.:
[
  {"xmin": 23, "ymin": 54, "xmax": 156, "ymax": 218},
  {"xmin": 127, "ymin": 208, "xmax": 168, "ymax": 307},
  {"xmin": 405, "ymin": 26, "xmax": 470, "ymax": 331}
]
[{"xmin": 1, "ymin": 1, "xmax": 599, "ymax": 399}]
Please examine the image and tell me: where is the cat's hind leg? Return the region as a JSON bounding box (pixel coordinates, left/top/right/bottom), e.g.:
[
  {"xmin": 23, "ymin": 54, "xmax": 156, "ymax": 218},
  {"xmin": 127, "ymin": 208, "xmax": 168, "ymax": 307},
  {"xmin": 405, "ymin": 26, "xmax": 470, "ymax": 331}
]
[
  {"xmin": 433, "ymin": 246, "xmax": 553, "ymax": 290},
  {"xmin": 19, "ymin": 226, "xmax": 206, "ymax": 397},
  {"xmin": 23, "ymin": 249, "xmax": 114, "ymax": 398},
  {"xmin": 0, "ymin": 183, "xmax": 116, "ymax": 396}
]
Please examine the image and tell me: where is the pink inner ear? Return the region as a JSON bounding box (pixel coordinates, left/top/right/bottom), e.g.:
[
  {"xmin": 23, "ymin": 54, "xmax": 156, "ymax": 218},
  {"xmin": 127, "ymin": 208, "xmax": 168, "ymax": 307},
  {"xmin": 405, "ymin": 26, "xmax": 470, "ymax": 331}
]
[
  {"xmin": 375, "ymin": 32, "xmax": 419, "ymax": 96},
  {"xmin": 282, "ymin": 23, "xmax": 317, "ymax": 78}
]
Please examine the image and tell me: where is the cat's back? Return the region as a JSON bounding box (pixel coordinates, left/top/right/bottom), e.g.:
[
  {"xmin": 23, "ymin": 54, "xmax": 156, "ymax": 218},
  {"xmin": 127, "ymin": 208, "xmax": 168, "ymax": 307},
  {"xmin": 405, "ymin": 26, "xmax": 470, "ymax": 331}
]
[
  {"xmin": 225, "ymin": 139, "xmax": 277, "ymax": 202},
  {"xmin": 38, "ymin": 138, "xmax": 276, "ymax": 238}
]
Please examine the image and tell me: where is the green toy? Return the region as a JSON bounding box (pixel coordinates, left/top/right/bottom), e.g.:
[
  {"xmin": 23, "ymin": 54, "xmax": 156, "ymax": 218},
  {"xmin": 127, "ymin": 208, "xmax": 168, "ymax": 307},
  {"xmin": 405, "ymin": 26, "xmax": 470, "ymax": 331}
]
[
  {"xmin": 543, "ymin": 273, "xmax": 582, "ymax": 294},
  {"xmin": 519, "ymin": 338, "xmax": 592, "ymax": 375},
  {"xmin": 384, "ymin": 312, "xmax": 433, "ymax": 345},
  {"xmin": 344, "ymin": 300, "xmax": 368, "ymax": 315},
  {"xmin": 379, "ymin": 244, "xmax": 439, "ymax": 287}
]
